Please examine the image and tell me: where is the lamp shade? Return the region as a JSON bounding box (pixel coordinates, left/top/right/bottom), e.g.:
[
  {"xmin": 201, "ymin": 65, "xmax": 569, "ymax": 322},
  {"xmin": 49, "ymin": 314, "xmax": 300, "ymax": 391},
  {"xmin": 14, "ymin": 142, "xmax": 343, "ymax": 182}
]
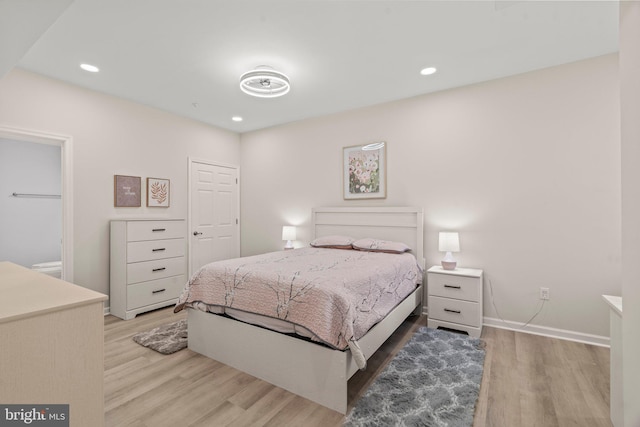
[
  {"xmin": 438, "ymin": 232, "xmax": 460, "ymax": 253},
  {"xmin": 282, "ymin": 226, "xmax": 297, "ymax": 241}
]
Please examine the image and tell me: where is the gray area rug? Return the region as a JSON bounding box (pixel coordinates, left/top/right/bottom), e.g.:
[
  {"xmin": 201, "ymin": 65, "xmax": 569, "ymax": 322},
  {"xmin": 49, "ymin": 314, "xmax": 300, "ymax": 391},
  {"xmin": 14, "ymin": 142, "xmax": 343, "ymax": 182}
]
[
  {"xmin": 132, "ymin": 319, "xmax": 187, "ymax": 355},
  {"xmin": 344, "ymin": 327, "xmax": 485, "ymax": 427}
]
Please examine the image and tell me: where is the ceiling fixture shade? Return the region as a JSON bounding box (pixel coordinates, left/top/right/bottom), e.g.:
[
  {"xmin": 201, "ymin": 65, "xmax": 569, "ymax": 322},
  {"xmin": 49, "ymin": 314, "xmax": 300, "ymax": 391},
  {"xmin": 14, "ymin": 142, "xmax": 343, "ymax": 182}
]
[{"xmin": 240, "ymin": 66, "xmax": 290, "ymax": 98}]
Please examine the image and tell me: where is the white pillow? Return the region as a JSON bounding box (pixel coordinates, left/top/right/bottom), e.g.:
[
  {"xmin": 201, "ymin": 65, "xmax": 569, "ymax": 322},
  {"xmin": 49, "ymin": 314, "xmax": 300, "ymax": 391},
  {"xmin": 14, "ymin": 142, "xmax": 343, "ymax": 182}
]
[
  {"xmin": 310, "ymin": 235, "xmax": 355, "ymax": 249},
  {"xmin": 352, "ymin": 238, "xmax": 411, "ymax": 254}
]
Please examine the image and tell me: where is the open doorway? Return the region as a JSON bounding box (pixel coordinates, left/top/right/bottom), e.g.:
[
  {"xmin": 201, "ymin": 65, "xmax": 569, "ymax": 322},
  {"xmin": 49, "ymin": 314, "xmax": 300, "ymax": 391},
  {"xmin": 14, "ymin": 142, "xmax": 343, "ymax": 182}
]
[{"xmin": 0, "ymin": 125, "xmax": 73, "ymax": 282}]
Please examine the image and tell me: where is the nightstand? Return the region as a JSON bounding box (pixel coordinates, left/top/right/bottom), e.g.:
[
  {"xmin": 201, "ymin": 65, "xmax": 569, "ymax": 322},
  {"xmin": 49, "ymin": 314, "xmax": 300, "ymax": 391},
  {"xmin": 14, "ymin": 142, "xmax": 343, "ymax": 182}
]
[{"xmin": 427, "ymin": 266, "xmax": 483, "ymax": 337}]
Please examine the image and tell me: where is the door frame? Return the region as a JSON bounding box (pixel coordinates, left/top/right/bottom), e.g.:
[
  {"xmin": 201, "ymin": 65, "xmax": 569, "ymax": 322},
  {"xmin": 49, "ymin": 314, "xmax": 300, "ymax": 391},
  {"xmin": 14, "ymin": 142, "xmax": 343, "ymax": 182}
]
[
  {"xmin": 187, "ymin": 157, "xmax": 240, "ymax": 277},
  {"xmin": 0, "ymin": 124, "xmax": 74, "ymax": 282}
]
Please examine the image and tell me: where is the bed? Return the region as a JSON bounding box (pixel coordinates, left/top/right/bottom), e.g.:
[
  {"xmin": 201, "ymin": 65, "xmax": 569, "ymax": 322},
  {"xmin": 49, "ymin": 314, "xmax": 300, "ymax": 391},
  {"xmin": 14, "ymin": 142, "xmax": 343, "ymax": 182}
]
[{"xmin": 178, "ymin": 207, "xmax": 425, "ymax": 413}]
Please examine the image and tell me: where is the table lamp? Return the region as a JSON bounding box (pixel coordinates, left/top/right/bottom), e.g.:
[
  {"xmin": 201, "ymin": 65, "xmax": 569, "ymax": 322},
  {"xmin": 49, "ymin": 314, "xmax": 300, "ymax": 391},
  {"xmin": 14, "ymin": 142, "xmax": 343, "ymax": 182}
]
[
  {"xmin": 439, "ymin": 231, "xmax": 459, "ymax": 270},
  {"xmin": 282, "ymin": 226, "xmax": 296, "ymax": 250}
]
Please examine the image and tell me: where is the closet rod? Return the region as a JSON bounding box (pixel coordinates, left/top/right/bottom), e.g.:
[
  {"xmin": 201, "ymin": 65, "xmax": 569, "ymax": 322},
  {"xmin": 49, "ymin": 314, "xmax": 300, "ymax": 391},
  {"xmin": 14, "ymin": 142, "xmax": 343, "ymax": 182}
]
[{"xmin": 11, "ymin": 192, "xmax": 61, "ymax": 199}]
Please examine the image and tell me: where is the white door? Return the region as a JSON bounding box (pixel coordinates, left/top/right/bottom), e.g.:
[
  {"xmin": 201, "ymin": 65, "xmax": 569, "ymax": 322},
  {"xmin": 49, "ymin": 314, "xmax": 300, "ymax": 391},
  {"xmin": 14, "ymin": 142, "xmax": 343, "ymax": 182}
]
[{"xmin": 189, "ymin": 160, "xmax": 239, "ymax": 275}]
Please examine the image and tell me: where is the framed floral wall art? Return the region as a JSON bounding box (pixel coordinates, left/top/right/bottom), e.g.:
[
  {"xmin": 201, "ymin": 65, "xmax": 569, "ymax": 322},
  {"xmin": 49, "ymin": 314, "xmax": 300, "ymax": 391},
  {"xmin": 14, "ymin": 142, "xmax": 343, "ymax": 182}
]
[
  {"xmin": 147, "ymin": 177, "xmax": 170, "ymax": 207},
  {"xmin": 114, "ymin": 175, "xmax": 141, "ymax": 207},
  {"xmin": 343, "ymin": 142, "xmax": 386, "ymax": 199}
]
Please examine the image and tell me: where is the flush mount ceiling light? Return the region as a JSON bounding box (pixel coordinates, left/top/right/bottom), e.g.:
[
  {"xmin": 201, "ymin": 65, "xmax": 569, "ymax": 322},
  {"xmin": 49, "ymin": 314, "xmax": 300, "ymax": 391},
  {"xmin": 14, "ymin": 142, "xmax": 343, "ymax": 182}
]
[{"xmin": 240, "ymin": 66, "xmax": 290, "ymax": 98}]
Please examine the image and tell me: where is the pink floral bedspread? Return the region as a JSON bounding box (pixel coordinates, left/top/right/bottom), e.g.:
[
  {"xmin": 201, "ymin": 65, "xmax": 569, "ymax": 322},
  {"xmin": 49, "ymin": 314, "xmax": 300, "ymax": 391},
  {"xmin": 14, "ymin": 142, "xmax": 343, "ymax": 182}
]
[{"xmin": 175, "ymin": 247, "xmax": 421, "ymax": 366}]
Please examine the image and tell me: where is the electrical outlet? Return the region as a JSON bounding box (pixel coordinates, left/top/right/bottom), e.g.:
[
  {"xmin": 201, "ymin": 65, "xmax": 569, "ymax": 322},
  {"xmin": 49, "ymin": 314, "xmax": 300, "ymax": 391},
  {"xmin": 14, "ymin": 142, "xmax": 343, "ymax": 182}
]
[{"xmin": 540, "ymin": 287, "xmax": 550, "ymax": 300}]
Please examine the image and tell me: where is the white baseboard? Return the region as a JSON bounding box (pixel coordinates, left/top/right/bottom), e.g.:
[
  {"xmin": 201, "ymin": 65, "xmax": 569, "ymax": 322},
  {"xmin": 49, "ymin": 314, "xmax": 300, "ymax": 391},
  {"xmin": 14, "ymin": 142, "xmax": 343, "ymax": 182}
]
[
  {"xmin": 104, "ymin": 306, "xmax": 110, "ymax": 316},
  {"xmin": 483, "ymin": 316, "xmax": 610, "ymax": 348}
]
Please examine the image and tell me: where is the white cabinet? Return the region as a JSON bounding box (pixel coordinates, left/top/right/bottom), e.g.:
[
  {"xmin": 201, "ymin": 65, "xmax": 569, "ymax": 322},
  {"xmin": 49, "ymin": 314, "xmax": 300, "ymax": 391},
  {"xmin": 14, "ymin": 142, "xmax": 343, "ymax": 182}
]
[
  {"xmin": 603, "ymin": 295, "xmax": 623, "ymax": 427},
  {"xmin": 427, "ymin": 266, "xmax": 483, "ymax": 337},
  {"xmin": 0, "ymin": 262, "xmax": 107, "ymax": 426},
  {"xmin": 110, "ymin": 219, "xmax": 186, "ymax": 320}
]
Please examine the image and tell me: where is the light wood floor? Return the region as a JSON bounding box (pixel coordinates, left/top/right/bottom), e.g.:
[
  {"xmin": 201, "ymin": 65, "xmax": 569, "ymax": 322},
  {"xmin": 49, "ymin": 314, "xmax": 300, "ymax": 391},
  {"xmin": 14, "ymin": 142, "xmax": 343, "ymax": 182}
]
[{"xmin": 105, "ymin": 307, "xmax": 612, "ymax": 427}]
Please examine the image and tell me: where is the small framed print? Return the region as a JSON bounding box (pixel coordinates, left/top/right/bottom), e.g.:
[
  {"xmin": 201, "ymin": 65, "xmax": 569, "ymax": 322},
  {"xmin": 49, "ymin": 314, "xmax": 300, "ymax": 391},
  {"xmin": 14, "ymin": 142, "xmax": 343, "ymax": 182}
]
[
  {"xmin": 147, "ymin": 177, "xmax": 170, "ymax": 207},
  {"xmin": 343, "ymin": 142, "xmax": 386, "ymax": 199},
  {"xmin": 114, "ymin": 175, "xmax": 141, "ymax": 207}
]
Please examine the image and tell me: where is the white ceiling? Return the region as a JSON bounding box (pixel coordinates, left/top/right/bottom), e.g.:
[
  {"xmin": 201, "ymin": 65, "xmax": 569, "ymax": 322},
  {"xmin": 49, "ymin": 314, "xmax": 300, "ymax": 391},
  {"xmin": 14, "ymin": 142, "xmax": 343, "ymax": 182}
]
[
  {"xmin": 0, "ymin": 0, "xmax": 74, "ymax": 79},
  {"xmin": 14, "ymin": 0, "xmax": 618, "ymax": 133}
]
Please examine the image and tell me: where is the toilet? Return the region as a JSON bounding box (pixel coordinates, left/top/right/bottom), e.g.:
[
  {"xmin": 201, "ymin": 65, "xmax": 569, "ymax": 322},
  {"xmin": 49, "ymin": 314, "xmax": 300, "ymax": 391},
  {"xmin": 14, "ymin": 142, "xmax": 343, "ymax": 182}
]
[{"xmin": 31, "ymin": 261, "xmax": 62, "ymax": 279}]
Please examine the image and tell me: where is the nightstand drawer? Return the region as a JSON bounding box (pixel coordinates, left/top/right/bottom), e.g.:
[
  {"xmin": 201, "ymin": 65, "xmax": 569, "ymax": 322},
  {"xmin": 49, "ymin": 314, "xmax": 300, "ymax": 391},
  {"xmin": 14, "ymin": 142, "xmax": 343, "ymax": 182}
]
[
  {"xmin": 127, "ymin": 238, "xmax": 185, "ymax": 263},
  {"xmin": 428, "ymin": 273, "xmax": 480, "ymax": 302},
  {"xmin": 126, "ymin": 275, "xmax": 185, "ymax": 310},
  {"xmin": 126, "ymin": 256, "xmax": 185, "ymax": 284},
  {"xmin": 428, "ymin": 295, "xmax": 480, "ymax": 327},
  {"xmin": 127, "ymin": 220, "xmax": 186, "ymax": 242}
]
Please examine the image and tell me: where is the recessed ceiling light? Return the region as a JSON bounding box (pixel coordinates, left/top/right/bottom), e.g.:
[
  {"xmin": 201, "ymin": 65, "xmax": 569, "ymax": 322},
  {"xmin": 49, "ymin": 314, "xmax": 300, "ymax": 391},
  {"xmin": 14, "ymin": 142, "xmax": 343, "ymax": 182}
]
[
  {"xmin": 232, "ymin": 116, "xmax": 243, "ymax": 122},
  {"xmin": 420, "ymin": 67, "xmax": 437, "ymax": 76},
  {"xmin": 80, "ymin": 63, "xmax": 99, "ymax": 73},
  {"xmin": 240, "ymin": 65, "xmax": 290, "ymax": 98}
]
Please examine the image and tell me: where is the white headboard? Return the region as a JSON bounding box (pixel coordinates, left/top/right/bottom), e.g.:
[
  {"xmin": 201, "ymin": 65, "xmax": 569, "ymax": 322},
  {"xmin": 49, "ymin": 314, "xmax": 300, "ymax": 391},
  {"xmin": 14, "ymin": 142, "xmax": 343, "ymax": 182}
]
[{"xmin": 311, "ymin": 207, "xmax": 424, "ymax": 268}]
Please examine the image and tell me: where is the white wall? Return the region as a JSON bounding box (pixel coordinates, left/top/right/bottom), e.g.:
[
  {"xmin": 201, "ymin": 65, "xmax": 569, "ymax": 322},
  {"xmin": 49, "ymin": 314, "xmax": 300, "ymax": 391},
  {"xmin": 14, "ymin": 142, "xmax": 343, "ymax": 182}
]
[
  {"xmin": 241, "ymin": 54, "xmax": 621, "ymax": 339},
  {"xmin": 0, "ymin": 138, "xmax": 61, "ymax": 267},
  {"xmin": 620, "ymin": 3, "xmax": 640, "ymax": 426},
  {"xmin": 0, "ymin": 69, "xmax": 240, "ymax": 300},
  {"xmin": 0, "ymin": 57, "xmax": 621, "ymax": 342}
]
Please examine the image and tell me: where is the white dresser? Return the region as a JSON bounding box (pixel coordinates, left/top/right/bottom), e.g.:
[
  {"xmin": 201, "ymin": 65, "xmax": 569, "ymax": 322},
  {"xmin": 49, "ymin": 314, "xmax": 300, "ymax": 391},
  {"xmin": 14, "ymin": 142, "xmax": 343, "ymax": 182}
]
[
  {"xmin": 427, "ymin": 266, "xmax": 483, "ymax": 337},
  {"xmin": 110, "ymin": 219, "xmax": 186, "ymax": 320}
]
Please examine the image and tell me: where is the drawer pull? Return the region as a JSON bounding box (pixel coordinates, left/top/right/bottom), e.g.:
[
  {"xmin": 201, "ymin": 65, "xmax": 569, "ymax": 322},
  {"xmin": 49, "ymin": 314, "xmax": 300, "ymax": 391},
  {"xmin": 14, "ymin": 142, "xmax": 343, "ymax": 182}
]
[
  {"xmin": 444, "ymin": 284, "xmax": 461, "ymax": 289},
  {"xmin": 444, "ymin": 308, "xmax": 461, "ymax": 314},
  {"xmin": 152, "ymin": 288, "xmax": 166, "ymax": 294},
  {"xmin": 152, "ymin": 248, "xmax": 166, "ymax": 252},
  {"xmin": 152, "ymin": 267, "xmax": 166, "ymax": 272},
  {"xmin": 152, "ymin": 228, "xmax": 166, "ymax": 232}
]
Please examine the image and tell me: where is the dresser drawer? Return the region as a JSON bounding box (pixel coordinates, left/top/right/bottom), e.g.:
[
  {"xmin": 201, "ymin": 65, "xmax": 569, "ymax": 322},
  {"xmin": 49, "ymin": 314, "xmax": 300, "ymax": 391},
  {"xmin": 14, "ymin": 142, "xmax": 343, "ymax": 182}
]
[
  {"xmin": 126, "ymin": 275, "xmax": 185, "ymax": 310},
  {"xmin": 126, "ymin": 256, "xmax": 185, "ymax": 284},
  {"xmin": 127, "ymin": 220, "xmax": 185, "ymax": 242},
  {"xmin": 428, "ymin": 273, "xmax": 480, "ymax": 302},
  {"xmin": 127, "ymin": 238, "xmax": 185, "ymax": 263},
  {"xmin": 428, "ymin": 295, "xmax": 480, "ymax": 327}
]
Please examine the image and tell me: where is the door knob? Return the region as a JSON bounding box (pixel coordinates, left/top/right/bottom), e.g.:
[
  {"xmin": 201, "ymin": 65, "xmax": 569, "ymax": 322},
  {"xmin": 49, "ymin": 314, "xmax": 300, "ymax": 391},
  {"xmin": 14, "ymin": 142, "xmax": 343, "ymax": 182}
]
[{"xmin": 193, "ymin": 231, "xmax": 203, "ymax": 236}]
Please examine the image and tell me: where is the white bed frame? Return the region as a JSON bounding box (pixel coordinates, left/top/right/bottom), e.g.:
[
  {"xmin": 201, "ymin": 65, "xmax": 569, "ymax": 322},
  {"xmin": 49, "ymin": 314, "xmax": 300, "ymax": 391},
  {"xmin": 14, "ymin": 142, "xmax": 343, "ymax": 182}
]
[{"xmin": 187, "ymin": 207, "xmax": 425, "ymax": 414}]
